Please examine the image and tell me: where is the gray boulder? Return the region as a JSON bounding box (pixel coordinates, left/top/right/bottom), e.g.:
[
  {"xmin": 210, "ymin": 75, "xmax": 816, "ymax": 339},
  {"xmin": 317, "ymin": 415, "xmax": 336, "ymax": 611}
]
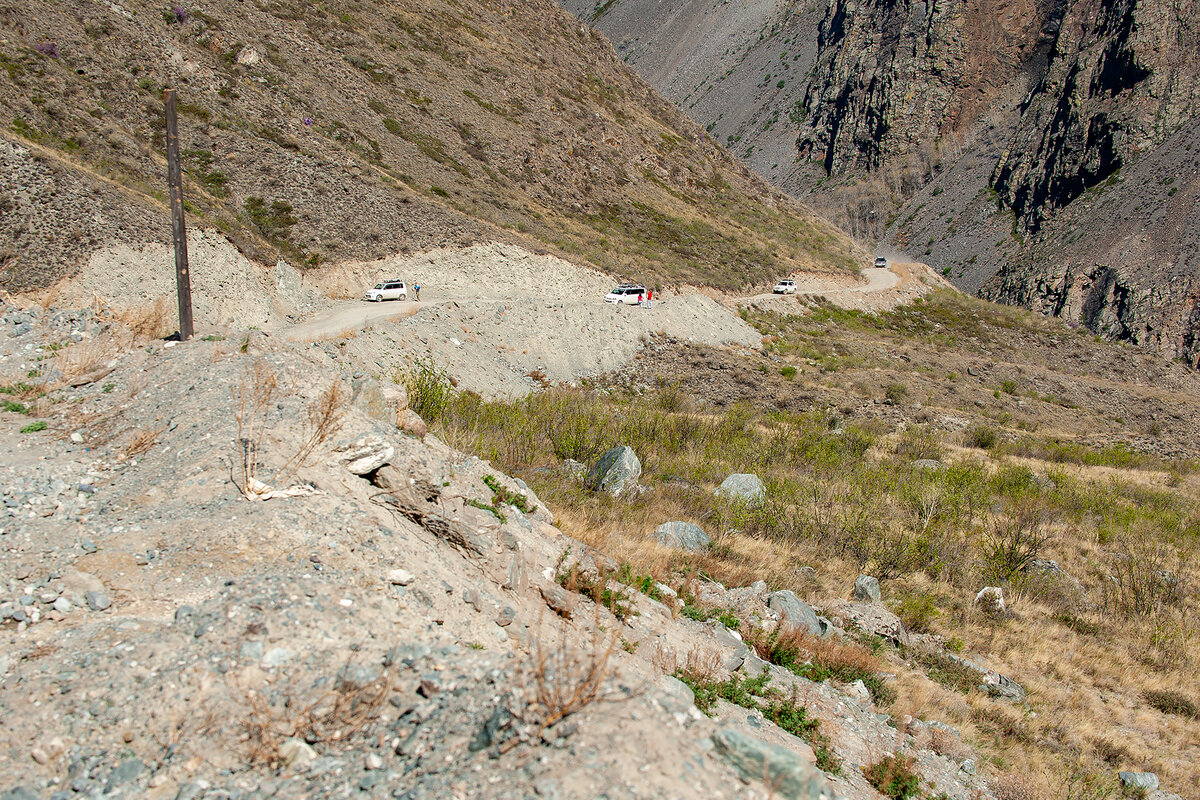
[
  {"xmin": 853, "ymin": 575, "xmax": 881, "ymax": 602},
  {"xmin": 587, "ymin": 446, "xmax": 642, "ymax": 496},
  {"xmin": 1117, "ymin": 772, "xmax": 1158, "ymax": 791},
  {"xmin": 768, "ymin": 590, "xmax": 822, "ymax": 637},
  {"xmin": 653, "ymin": 521, "xmax": 711, "ymax": 552},
  {"xmin": 712, "ymin": 728, "xmax": 840, "ymax": 800},
  {"xmin": 714, "ymin": 473, "xmax": 766, "ymax": 506}
]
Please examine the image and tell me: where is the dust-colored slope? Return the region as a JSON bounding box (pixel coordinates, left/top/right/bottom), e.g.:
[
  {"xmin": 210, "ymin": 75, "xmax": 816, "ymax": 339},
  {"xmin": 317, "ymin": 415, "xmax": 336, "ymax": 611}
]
[{"xmin": 0, "ymin": 0, "xmax": 860, "ymax": 295}]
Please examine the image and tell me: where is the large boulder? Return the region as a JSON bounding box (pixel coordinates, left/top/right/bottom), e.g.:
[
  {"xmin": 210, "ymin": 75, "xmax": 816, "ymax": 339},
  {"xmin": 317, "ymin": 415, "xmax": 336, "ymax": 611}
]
[
  {"xmin": 587, "ymin": 446, "xmax": 642, "ymax": 497},
  {"xmin": 823, "ymin": 600, "xmax": 910, "ymax": 646},
  {"xmin": 768, "ymin": 590, "xmax": 823, "ymax": 637},
  {"xmin": 653, "ymin": 521, "xmax": 711, "ymax": 552},
  {"xmin": 333, "ymin": 434, "xmax": 395, "ymax": 475},
  {"xmin": 1117, "ymin": 772, "xmax": 1158, "ymax": 792},
  {"xmin": 853, "ymin": 575, "xmax": 881, "ymax": 602},
  {"xmin": 714, "ymin": 473, "xmax": 766, "ymax": 506},
  {"xmin": 712, "ymin": 728, "xmax": 832, "ymax": 800}
]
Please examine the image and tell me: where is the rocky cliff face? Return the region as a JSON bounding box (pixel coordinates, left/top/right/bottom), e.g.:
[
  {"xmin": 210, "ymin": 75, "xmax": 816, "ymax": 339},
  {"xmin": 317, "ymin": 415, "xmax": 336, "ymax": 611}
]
[
  {"xmin": 797, "ymin": 0, "xmax": 1060, "ymax": 175},
  {"xmin": 992, "ymin": 0, "xmax": 1200, "ymax": 231}
]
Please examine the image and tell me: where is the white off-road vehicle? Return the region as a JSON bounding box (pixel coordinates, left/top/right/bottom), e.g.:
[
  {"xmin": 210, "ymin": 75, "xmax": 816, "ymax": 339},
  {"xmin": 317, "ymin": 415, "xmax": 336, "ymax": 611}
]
[
  {"xmin": 604, "ymin": 284, "xmax": 647, "ymax": 305},
  {"xmin": 773, "ymin": 279, "xmax": 797, "ymax": 294},
  {"xmin": 364, "ymin": 280, "xmax": 407, "ymax": 302}
]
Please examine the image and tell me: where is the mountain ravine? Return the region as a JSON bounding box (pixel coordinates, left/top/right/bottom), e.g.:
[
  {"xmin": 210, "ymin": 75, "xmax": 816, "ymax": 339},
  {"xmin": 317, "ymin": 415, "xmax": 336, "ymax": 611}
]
[{"xmin": 565, "ymin": 0, "xmax": 1200, "ymax": 368}]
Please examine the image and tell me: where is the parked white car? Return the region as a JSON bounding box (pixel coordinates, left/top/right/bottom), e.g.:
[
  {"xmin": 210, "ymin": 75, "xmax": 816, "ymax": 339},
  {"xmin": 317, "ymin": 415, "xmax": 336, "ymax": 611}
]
[
  {"xmin": 364, "ymin": 280, "xmax": 407, "ymax": 302},
  {"xmin": 604, "ymin": 284, "xmax": 647, "ymax": 305},
  {"xmin": 773, "ymin": 279, "xmax": 797, "ymax": 294}
]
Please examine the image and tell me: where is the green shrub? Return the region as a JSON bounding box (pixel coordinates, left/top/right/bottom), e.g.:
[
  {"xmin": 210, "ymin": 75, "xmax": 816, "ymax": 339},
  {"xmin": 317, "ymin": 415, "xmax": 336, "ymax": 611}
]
[
  {"xmin": 884, "ymin": 382, "xmax": 908, "ymax": 404},
  {"xmin": 864, "ymin": 754, "xmax": 921, "ymax": 799},
  {"xmin": 403, "ymin": 357, "xmax": 454, "ymax": 423},
  {"xmin": 19, "ymin": 420, "xmax": 47, "ymax": 433},
  {"xmin": 965, "ymin": 424, "xmax": 998, "ymax": 449},
  {"xmin": 674, "ymin": 670, "xmax": 841, "ymax": 773},
  {"xmin": 892, "ymin": 593, "xmax": 940, "ymax": 633},
  {"xmin": 779, "ymin": 365, "xmax": 797, "ymax": 380}
]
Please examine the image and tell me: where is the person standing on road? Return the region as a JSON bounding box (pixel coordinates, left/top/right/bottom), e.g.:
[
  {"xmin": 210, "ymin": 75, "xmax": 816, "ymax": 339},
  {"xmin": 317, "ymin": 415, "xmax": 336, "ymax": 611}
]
[
  {"xmin": 637, "ymin": 291, "xmax": 644, "ymax": 306},
  {"xmin": 647, "ymin": 288, "xmax": 653, "ymax": 309},
  {"xmin": 413, "ymin": 284, "xmax": 421, "ymax": 301}
]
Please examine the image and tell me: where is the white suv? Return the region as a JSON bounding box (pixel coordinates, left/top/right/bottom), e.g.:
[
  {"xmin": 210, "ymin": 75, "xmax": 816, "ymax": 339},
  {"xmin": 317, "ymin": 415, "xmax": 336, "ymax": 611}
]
[
  {"xmin": 364, "ymin": 280, "xmax": 407, "ymax": 302},
  {"xmin": 604, "ymin": 284, "xmax": 646, "ymax": 305},
  {"xmin": 773, "ymin": 280, "xmax": 797, "ymax": 294}
]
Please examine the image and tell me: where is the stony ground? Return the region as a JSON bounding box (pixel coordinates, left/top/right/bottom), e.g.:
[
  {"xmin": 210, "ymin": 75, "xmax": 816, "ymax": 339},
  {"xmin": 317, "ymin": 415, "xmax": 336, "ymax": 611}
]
[{"xmin": 0, "ymin": 297, "xmax": 1012, "ymax": 800}]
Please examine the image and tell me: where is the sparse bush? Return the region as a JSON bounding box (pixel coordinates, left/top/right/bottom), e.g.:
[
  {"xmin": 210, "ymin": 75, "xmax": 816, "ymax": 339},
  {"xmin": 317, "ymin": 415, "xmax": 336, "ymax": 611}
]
[
  {"xmin": 521, "ymin": 624, "xmax": 621, "ymax": 733},
  {"xmin": 864, "ymin": 753, "xmax": 921, "ymax": 799},
  {"xmin": 1143, "ymin": 688, "xmax": 1199, "ymax": 719},
  {"xmin": 894, "ymin": 425, "xmax": 942, "ymax": 461},
  {"xmin": 404, "ymin": 356, "xmax": 454, "ymax": 423},
  {"xmin": 981, "ymin": 502, "xmax": 1053, "ymax": 582},
  {"xmin": 884, "ymin": 382, "xmax": 908, "ymax": 404},
  {"xmin": 244, "ymin": 197, "xmax": 297, "ymax": 240},
  {"xmin": 779, "ymin": 365, "xmax": 797, "ymax": 380},
  {"xmin": 749, "ymin": 627, "xmax": 895, "ymax": 706},
  {"xmin": 19, "ymin": 420, "xmax": 47, "ymax": 433},
  {"xmin": 908, "ymin": 648, "xmax": 977, "ymax": 694},
  {"xmin": 965, "ymin": 424, "xmax": 998, "ymax": 449},
  {"xmin": 240, "ymin": 661, "xmax": 395, "ymax": 768},
  {"xmin": 233, "ymin": 361, "xmax": 346, "ymax": 498}
]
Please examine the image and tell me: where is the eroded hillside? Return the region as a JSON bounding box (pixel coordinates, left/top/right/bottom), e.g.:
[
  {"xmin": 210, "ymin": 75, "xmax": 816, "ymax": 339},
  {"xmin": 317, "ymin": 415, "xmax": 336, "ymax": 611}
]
[{"xmin": 0, "ymin": 0, "xmax": 860, "ymax": 294}]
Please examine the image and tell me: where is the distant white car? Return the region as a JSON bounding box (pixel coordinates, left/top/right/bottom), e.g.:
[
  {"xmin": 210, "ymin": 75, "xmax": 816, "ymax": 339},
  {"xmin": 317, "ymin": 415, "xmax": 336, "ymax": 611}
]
[
  {"xmin": 364, "ymin": 280, "xmax": 407, "ymax": 302},
  {"xmin": 605, "ymin": 284, "xmax": 647, "ymax": 305},
  {"xmin": 773, "ymin": 280, "xmax": 797, "ymax": 294},
  {"xmin": 874, "ymin": 257, "xmax": 888, "ymax": 269}
]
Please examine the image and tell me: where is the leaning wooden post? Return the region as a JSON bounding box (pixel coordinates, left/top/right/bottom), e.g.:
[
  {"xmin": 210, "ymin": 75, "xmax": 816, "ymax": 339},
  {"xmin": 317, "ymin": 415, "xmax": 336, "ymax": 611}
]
[{"xmin": 164, "ymin": 88, "xmax": 194, "ymax": 341}]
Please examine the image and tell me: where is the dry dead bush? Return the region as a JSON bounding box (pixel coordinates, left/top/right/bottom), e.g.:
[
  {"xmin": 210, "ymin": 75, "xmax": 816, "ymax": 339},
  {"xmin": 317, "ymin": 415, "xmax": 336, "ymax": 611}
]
[
  {"xmin": 929, "ymin": 724, "xmax": 971, "ymax": 761},
  {"xmin": 121, "ymin": 427, "xmax": 165, "ymax": 460},
  {"xmin": 238, "ymin": 664, "xmax": 395, "ymax": 768},
  {"xmin": 519, "ymin": 619, "xmax": 625, "ymax": 733},
  {"xmin": 232, "ymin": 360, "xmax": 346, "ymax": 498},
  {"xmin": 51, "ymin": 329, "xmax": 130, "ymax": 387},
  {"xmin": 991, "ymin": 772, "xmax": 1047, "ymax": 800},
  {"xmin": 112, "ymin": 297, "xmax": 173, "ymax": 340}
]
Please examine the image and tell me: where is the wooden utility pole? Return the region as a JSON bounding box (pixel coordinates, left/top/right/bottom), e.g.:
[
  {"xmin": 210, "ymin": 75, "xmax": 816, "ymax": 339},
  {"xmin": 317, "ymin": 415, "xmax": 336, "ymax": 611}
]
[{"xmin": 164, "ymin": 89, "xmax": 194, "ymax": 341}]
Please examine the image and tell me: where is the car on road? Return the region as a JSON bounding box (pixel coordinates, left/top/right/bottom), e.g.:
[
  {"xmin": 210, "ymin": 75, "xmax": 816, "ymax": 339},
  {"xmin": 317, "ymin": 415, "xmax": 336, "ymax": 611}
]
[
  {"xmin": 364, "ymin": 280, "xmax": 407, "ymax": 302},
  {"xmin": 604, "ymin": 284, "xmax": 647, "ymax": 305},
  {"xmin": 773, "ymin": 279, "xmax": 797, "ymax": 294},
  {"xmin": 874, "ymin": 257, "xmax": 888, "ymax": 269}
]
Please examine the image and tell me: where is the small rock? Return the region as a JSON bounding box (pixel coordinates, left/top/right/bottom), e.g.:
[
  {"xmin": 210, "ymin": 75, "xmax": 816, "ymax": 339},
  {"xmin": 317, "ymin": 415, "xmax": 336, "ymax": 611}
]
[
  {"xmin": 364, "ymin": 753, "xmax": 383, "ymax": 771},
  {"xmin": 52, "ymin": 597, "xmax": 72, "ymax": 613},
  {"xmin": 279, "ymin": 738, "xmax": 316, "ymax": 768},
  {"xmin": 70, "ymin": 432, "xmax": 84, "ymax": 444},
  {"xmin": 29, "ymin": 736, "xmax": 65, "ymax": 765},
  {"xmin": 387, "ymin": 569, "xmax": 415, "ymax": 586},
  {"xmin": 540, "ymin": 585, "xmax": 573, "ymax": 619},
  {"xmin": 84, "ymin": 591, "xmax": 111, "ymax": 611},
  {"xmin": 262, "ymin": 648, "xmax": 293, "ymax": 668},
  {"xmin": 853, "ymin": 575, "xmax": 882, "ymax": 603}
]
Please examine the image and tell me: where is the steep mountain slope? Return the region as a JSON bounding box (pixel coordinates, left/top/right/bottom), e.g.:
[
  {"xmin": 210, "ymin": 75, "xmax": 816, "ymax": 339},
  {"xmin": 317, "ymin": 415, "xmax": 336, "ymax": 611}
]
[
  {"xmin": 0, "ymin": 0, "xmax": 860, "ymax": 295},
  {"xmin": 564, "ymin": 0, "xmax": 1200, "ymax": 367}
]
